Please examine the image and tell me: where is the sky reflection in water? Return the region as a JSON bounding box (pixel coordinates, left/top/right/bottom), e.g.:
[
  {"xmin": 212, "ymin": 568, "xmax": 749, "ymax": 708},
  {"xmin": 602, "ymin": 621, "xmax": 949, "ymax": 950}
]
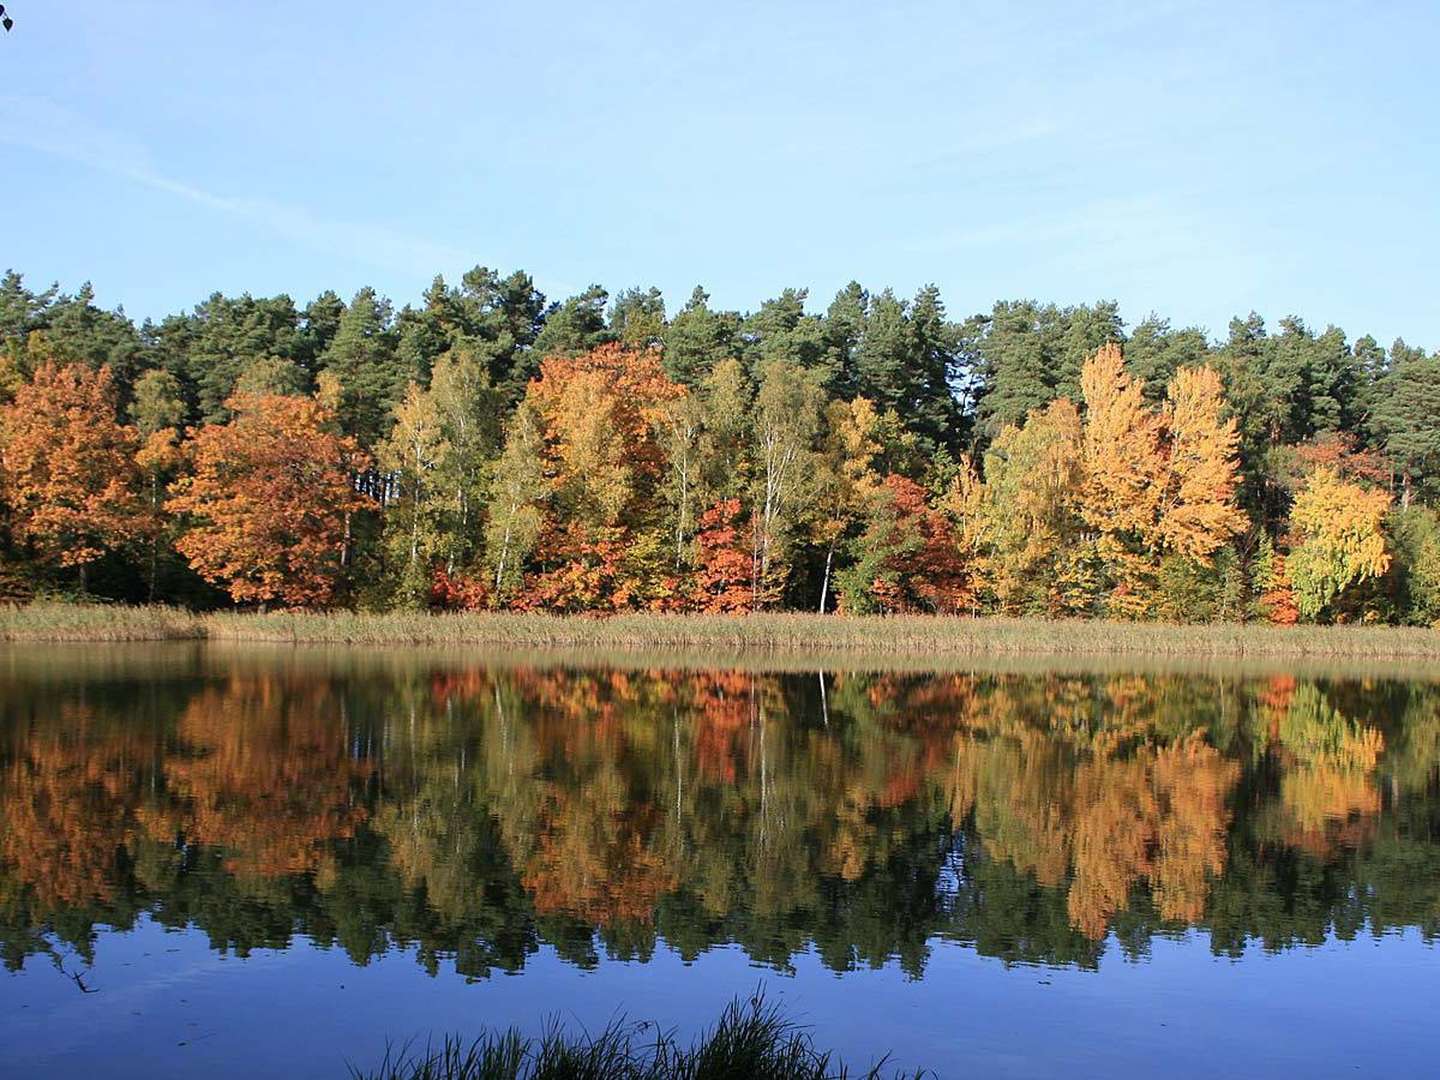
[{"xmin": 2, "ymin": 644, "xmax": 1438, "ymax": 1078}]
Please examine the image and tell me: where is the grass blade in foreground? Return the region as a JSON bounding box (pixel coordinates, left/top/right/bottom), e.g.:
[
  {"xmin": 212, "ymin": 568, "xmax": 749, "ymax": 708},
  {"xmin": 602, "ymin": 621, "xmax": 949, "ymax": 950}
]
[{"xmin": 347, "ymin": 993, "xmax": 925, "ymax": 1080}]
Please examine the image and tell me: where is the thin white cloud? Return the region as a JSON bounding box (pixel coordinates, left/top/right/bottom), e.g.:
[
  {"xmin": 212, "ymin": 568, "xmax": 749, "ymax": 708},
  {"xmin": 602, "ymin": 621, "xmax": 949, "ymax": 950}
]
[{"xmin": 1, "ymin": 94, "xmax": 468, "ymax": 277}]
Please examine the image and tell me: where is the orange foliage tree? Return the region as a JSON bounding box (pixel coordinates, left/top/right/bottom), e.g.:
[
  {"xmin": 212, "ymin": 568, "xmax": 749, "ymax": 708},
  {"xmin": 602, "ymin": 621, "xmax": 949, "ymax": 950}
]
[
  {"xmin": 517, "ymin": 344, "xmax": 686, "ymax": 610},
  {"xmin": 167, "ymin": 391, "xmax": 371, "ymax": 607},
  {"xmin": 691, "ymin": 498, "xmax": 755, "ymax": 612},
  {"xmin": 0, "ymin": 362, "xmax": 142, "ymax": 587}
]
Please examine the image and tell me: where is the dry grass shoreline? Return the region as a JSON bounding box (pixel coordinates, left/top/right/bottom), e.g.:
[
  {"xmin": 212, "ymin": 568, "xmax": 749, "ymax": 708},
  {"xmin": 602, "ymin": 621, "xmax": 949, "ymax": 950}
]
[{"xmin": 2, "ymin": 601, "xmax": 1439, "ymax": 661}]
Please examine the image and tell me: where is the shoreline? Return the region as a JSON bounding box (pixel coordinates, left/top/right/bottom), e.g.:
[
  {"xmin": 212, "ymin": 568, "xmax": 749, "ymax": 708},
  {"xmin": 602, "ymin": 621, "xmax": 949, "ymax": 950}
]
[{"xmin": 3, "ymin": 602, "xmax": 1439, "ymax": 662}]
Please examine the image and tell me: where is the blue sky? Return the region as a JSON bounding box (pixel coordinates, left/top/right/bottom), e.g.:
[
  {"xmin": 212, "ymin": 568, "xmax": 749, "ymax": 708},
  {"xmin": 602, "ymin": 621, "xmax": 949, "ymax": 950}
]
[{"xmin": 3, "ymin": 0, "xmax": 1437, "ymax": 346}]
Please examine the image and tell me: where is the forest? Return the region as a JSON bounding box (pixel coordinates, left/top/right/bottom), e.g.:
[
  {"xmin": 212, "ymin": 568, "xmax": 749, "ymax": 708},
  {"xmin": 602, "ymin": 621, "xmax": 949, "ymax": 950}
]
[{"xmin": 1, "ymin": 267, "xmax": 1438, "ymax": 624}]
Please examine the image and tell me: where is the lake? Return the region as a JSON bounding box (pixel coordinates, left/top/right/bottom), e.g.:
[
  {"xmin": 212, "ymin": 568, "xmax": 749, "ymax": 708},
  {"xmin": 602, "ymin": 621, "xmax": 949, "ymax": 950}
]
[{"xmin": 2, "ymin": 643, "xmax": 1437, "ymax": 1078}]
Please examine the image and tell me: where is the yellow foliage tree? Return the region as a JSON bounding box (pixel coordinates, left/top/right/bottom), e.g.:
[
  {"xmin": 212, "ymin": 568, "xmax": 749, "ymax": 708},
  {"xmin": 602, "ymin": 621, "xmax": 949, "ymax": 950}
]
[
  {"xmin": 1072, "ymin": 346, "xmax": 1247, "ymax": 616},
  {"xmin": 1286, "ymin": 467, "xmax": 1391, "ymax": 620},
  {"xmin": 1079, "ymin": 343, "xmax": 1164, "ymax": 539},
  {"xmin": 1157, "ymin": 365, "xmax": 1248, "ymax": 559},
  {"xmin": 1079, "ymin": 344, "xmax": 1165, "ymax": 614},
  {"xmin": 813, "ymin": 396, "xmax": 882, "ymax": 611},
  {"xmin": 980, "ymin": 398, "xmax": 1087, "ymax": 614}
]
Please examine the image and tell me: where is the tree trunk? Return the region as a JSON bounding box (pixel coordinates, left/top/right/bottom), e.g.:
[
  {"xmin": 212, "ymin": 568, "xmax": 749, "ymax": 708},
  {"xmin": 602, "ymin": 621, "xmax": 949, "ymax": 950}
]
[
  {"xmin": 148, "ymin": 474, "xmax": 160, "ymax": 602},
  {"xmin": 819, "ymin": 543, "xmax": 834, "ymax": 613},
  {"xmin": 494, "ymin": 510, "xmax": 514, "ymax": 594}
]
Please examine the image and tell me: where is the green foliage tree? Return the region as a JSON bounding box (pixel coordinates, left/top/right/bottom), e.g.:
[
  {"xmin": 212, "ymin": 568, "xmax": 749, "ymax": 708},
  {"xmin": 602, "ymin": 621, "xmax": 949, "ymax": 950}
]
[
  {"xmin": 484, "ymin": 404, "xmax": 547, "ymax": 601},
  {"xmin": 319, "ymin": 287, "xmax": 404, "ymax": 448},
  {"xmin": 378, "ymin": 382, "xmax": 451, "ymax": 606},
  {"xmin": 531, "ymin": 285, "xmax": 613, "ymax": 361},
  {"xmin": 750, "ymin": 360, "xmax": 824, "ymax": 606},
  {"xmin": 1373, "ymin": 351, "xmax": 1440, "ymax": 505},
  {"xmin": 662, "ymin": 287, "xmax": 740, "ymax": 386}
]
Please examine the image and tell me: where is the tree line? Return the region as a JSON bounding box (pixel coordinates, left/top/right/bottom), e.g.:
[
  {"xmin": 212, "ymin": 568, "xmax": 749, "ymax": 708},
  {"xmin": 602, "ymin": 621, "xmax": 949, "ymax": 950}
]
[{"xmin": 1, "ymin": 267, "xmax": 1437, "ymax": 622}]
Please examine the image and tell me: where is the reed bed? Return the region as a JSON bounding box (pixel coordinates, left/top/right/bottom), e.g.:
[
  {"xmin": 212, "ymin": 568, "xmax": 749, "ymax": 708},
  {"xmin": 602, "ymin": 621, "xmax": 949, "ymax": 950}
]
[
  {"xmin": 2, "ymin": 602, "xmax": 1438, "ymax": 660},
  {"xmin": 0, "ymin": 601, "xmax": 204, "ymax": 641},
  {"xmin": 203, "ymin": 609, "xmax": 1440, "ymax": 660},
  {"xmin": 348, "ymin": 993, "xmax": 922, "ymax": 1080}
]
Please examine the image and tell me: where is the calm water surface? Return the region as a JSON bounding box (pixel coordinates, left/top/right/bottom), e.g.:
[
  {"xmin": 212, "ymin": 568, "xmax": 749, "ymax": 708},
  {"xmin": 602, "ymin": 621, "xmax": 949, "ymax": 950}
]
[{"xmin": 2, "ymin": 644, "xmax": 1438, "ymax": 1078}]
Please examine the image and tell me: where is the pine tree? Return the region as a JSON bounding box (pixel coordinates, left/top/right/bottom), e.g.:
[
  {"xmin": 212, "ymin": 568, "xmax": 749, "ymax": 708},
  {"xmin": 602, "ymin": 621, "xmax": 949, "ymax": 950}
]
[
  {"xmin": 319, "ymin": 287, "xmax": 403, "ymax": 448},
  {"xmin": 663, "ymin": 287, "xmax": 739, "ymax": 386}
]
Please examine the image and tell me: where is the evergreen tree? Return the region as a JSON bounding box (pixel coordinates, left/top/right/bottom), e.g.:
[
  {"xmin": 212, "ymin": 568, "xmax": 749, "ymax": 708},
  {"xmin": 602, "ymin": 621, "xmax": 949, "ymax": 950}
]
[
  {"xmin": 532, "ymin": 285, "xmax": 613, "ymax": 362},
  {"xmin": 1307, "ymin": 324, "xmax": 1358, "ymax": 435},
  {"xmin": 822, "ymin": 281, "xmax": 868, "ymax": 397},
  {"xmin": 853, "ymin": 288, "xmax": 910, "ymax": 414},
  {"xmin": 1125, "ymin": 315, "xmax": 1211, "ymax": 401},
  {"xmin": 976, "ymin": 301, "xmax": 1053, "ymax": 434},
  {"xmin": 741, "ymin": 289, "xmax": 826, "ymax": 380},
  {"xmin": 166, "ymin": 292, "xmax": 305, "ymax": 423},
  {"xmin": 298, "ymin": 290, "xmax": 346, "ymax": 374},
  {"xmin": 319, "ymin": 287, "xmax": 404, "ymax": 448},
  {"xmin": 608, "ymin": 287, "xmax": 666, "ymax": 350},
  {"xmin": 1373, "ymin": 350, "xmax": 1440, "ymax": 505},
  {"xmin": 663, "ymin": 286, "xmax": 739, "ymax": 386},
  {"xmin": 906, "ymin": 284, "xmax": 965, "ymax": 451},
  {"xmin": 0, "ymin": 270, "xmax": 56, "ymax": 350}
]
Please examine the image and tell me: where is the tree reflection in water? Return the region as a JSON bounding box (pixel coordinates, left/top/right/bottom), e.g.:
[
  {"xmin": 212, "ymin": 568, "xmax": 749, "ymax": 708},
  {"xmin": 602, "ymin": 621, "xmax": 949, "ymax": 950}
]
[{"xmin": 3, "ymin": 659, "xmax": 1439, "ymax": 978}]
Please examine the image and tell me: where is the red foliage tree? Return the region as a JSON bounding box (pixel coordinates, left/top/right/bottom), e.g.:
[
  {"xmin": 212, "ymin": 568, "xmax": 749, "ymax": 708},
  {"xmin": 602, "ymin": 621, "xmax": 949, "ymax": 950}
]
[
  {"xmin": 850, "ymin": 475, "xmax": 973, "ymax": 615},
  {"xmin": 429, "ymin": 566, "xmax": 490, "ymax": 610},
  {"xmin": 690, "ymin": 498, "xmax": 754, "ymax": 612}
]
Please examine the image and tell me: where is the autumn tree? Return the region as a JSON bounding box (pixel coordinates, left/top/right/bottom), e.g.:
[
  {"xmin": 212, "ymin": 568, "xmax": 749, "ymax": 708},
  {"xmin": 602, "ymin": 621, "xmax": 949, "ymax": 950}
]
[
  {"xmin": 812, "ymin": 397, "xmax": 881, "ymax": 611},
  {"xmin": 377, "ymin": 381, "xmax": 451, "ymax": 606},
  {"xmin": 1286, "ymin": 466, "xmax": 1391, "ymax": 621},
  {"xmin": 979, "ymin": 399, "xmax": 1089, "ymax": 614},
  {"xmin": 1155, "ymin": 364, "xmax": 1247, "ymax": 559},
  {"xmin": 1070, "ymin": 346, "xmax": 1247, "ymax": 616},
  {"xmin": 750, "ymin": 359, "xmax": 824, "ymax": 607},
  {"xmin": 838, "ymin": 474, "xmax": 972, "ymax": 614},
  {"xmin": 512, "ymin": 344, "xmax": 685, "ymax": 610},
  {"xmin": 1250, "ymin": 533, "xmax": 1299, "ymax": 624},
  {"xmin": 1079, "ymin": 343, "xmax": 1166, "ymax": 613},
  {"xmin": 0, "ymin": 361, "xmax": 141, "ymax": 590},
  {"xmin": 690, "ymin": 498, "xmax": 754, "ymax": 612},
  {"xmin": 484, "ymin": 403, "xmax": 547, "ymax": 602},
  {"xmin": 167, "ymin": 391, "xmax": 371, "ymax": 608}
]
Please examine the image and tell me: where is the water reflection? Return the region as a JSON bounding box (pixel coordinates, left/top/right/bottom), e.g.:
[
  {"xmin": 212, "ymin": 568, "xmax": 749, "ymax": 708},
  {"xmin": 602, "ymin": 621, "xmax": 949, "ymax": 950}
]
[{"xmin": 3, "ymin": 650, "xmax": 1438, "ymax": 981}]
